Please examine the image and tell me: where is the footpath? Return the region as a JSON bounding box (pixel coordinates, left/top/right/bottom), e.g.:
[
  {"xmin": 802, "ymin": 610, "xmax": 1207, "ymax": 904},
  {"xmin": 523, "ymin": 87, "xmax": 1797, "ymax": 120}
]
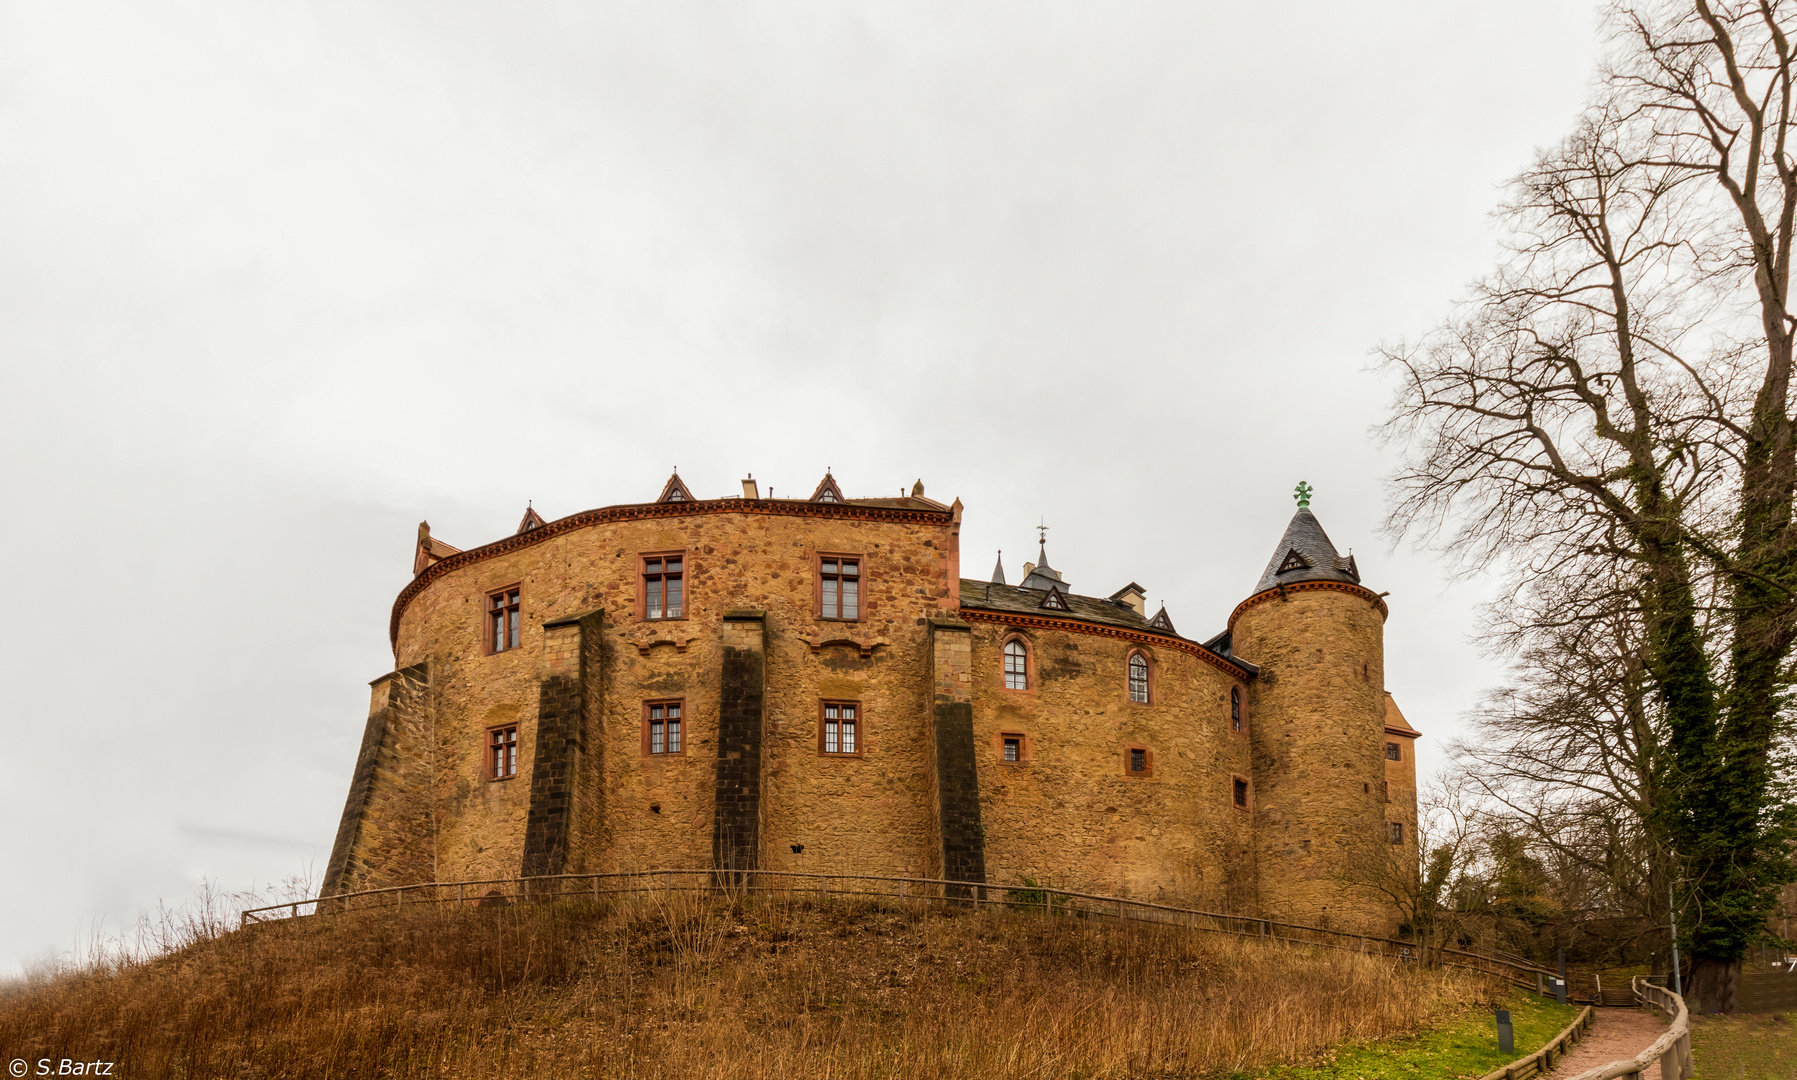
[{"xmin": 1541, "ymin": 1008, "xmax": 1670, "ymax": 1078}]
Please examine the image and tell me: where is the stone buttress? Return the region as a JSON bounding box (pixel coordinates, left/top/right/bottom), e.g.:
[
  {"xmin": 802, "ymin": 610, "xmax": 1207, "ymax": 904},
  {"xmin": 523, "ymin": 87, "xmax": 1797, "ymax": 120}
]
[
  {"xmin": 323, "ymin": 664, "xmax": 436, "ymax": 897},
  {"xmin": 928, "ymin": 615, "xmax": 986, "ymax": 894},
  {"xmin": 713, "ymin": 609, "xmax": 767, "ymax": 877}
]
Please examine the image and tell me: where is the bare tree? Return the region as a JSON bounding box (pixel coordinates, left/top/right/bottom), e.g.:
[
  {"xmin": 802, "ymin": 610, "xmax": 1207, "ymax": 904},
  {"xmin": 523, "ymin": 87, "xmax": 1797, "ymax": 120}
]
[{"xmin": 1383, "ymin": 0, "xmax": 1797, "ymax": 1012}]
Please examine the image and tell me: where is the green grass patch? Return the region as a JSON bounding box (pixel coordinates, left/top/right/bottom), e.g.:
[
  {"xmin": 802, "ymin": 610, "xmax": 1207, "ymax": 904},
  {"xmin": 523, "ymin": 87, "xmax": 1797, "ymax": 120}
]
[
  {"xmin": 1690, "ymin": 1012, "xmax": 1797, "ymax": 1079},
  {"xmin": 1236, "ymin": 991, "xmax": 1580, "ymax": 1080}
]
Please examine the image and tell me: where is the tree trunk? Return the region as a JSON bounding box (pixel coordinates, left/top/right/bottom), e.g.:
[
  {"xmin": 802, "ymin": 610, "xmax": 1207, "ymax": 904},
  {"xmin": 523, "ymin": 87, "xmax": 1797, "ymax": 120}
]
[{"xmin": 1684, "ymin": 955, "xmax": 1740, "ymax": 1015}]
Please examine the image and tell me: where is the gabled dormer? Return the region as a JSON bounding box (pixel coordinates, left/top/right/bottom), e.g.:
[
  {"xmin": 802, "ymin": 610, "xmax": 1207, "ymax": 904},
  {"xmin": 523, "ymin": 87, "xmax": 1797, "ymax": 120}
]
[
  {"xmin": 516, "ymin": 505, "xmax": 547, "ymax": 535},
  {"xmin": 1277, "ymin": 549, "xmax": 1310, "ymax": 574},
  {"xmin": 657, "ymin": 472, "xmax": 696, "ymax": 504},
  {"xmin": 810, "ymin": 471, "xmax": 845, "ymax": 504},
  {"xmin": 1039, "ymin": 586, "xmax": 1070, "ymax": 611},
  {"xmin": 412, "ymin": 521, "xmax": 463, "ymax": 577},
  {"xmin": 1148, "ymin": 606, "xmax": 1176, "ymax": 633}
]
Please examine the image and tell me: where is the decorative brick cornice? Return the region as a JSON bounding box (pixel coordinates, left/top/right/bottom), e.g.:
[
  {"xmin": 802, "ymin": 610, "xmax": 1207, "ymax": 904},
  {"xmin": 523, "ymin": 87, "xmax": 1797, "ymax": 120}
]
[
  {"xmin": 957, "ymin": 607, "xmax": 1251, "ymax": 681},
  {"xmin": 390, "ymin": 499, "xmax": 954, "ymax": 649},
  {"xmin": 1227, "ymin": 580, "xmax": 1390, "ymax": 631}
]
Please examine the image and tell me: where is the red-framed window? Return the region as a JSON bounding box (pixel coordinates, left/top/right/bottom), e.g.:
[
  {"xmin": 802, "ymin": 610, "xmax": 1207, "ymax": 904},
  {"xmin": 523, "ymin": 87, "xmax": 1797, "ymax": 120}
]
[
  {"xmin": 1002, "ymin": 636, "xmax": 1031, "ymax": 690},
  {"xmin": 486, "ymin": 586, "xmax": 521, "ymax": 654},
  {"xmin": 1233, "ymin": 776, "xmax": 1250, "ymax": 810},
  {"xmin": 820, "ymin": 701, "xmax": 861, "ymax": 756},
  {"xmin": 1124, "ymin": 744, "xmax": 1153, "ymax": 778},
  {"xmin": 489, "ymin": 725, "xmax": 518, "ymax": 780},
  {"xmin": 1001, "ymin": 732, "xmax": 1025, "ymax": 763},
  {"xmin": 640, "ymin": 553, "xmax": 686, "ymax": 621},
  {"xmin": 644, "ymin": 700, "xmax": 684, "ymax": 756},
  {"xmin": 1127, "ymin": 650, "xmax": 1151, "ymax": 704},
  {"xmin": 818, "ymin": 555, "xmax": 862, "ymax": 620}
]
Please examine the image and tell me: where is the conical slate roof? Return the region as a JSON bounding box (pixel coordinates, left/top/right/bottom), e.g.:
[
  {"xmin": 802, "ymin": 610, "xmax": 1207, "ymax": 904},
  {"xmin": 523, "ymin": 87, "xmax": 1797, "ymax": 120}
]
[{"xmin": 1251, "ymin": 508, "xmax": 1362, "ymax": 595}]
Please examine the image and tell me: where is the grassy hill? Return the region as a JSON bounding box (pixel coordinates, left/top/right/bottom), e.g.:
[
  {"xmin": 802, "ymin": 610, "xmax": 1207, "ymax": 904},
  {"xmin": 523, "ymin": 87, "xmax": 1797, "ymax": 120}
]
[{"xmin": 1, "ymin": 892, "xmax": 1500, "ymax": 1079}]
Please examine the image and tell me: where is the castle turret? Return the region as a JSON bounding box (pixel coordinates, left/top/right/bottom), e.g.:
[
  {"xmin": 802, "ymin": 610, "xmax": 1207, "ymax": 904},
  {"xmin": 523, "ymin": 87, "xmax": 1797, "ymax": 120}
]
[{"xmin": 1228, "ymin": 490, "xmax": 1392, "ymax": 931}]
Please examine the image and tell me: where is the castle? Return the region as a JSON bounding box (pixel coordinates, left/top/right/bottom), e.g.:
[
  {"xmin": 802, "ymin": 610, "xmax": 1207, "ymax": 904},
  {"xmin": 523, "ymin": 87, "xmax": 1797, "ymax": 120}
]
[{"xmin": 323, "ymin": 472, "xmax": 1421, "ymax": 930}]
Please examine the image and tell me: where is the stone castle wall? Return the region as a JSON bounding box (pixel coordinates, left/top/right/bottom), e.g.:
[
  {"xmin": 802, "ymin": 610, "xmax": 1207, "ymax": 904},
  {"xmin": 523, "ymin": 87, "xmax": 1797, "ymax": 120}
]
[{"xmin": 323, "ymin": 499, "xmax": 1413, "ymax": 926}]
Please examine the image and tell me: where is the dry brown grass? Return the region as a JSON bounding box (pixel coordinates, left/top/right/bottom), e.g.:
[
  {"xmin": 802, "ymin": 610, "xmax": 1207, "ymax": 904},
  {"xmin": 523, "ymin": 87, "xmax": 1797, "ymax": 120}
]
[{"xmin": 0, "ymin": 891, "xmax": 1499, "ymax": 1078}]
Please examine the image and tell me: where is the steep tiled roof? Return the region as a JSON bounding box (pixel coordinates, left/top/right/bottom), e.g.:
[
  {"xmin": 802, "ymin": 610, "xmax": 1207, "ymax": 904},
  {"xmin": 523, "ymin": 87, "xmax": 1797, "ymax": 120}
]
[
  {"xmin": 1251, "ymin": 509, "xmax": 1362, "ymax": 595},
  {"xmin": 960, "ymin": 579, "xmax": 1159, "ymax": 634}
]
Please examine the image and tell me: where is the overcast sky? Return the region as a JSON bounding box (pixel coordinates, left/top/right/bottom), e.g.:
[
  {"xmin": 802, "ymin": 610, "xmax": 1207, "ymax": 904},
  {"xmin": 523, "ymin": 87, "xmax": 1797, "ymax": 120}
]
[{"xmin": 0, "ymin": 1, "xmax": 1604, "ymax": 975}]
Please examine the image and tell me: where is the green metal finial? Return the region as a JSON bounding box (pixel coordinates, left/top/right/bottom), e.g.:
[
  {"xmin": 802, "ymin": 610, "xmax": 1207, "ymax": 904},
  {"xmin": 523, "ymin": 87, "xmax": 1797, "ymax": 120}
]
[{"xmin": 1294, "ymin": 481, "xmax": 1313, "ymax": 509}]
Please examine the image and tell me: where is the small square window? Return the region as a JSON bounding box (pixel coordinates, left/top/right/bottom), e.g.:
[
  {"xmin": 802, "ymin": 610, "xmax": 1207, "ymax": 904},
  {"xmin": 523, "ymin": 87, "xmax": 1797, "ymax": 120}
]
[
  {"xmin": 819, "ymin": 556, "xmax": 861, "ymax": 620},
  {"xmin": 487, "ymin": 587, "xmax": 521, "ymax": 653},
  {"xmin": 1388, "ymin": 821, "xmax": 1404, "ymax": 844},
  {"xmin": 820, "ymin": 701, "xmax": 860, "ymax": 756},
  {"xmin": 644, "ymin": 701, "xmax": 684, "ymax": 756},
  {"xmin": 489, "ymin": 725, "xmax": 518, "ymax": 780},
  {"xmin": 1233, "ymin": 777, "xmax": 1249, "ymax": 808},
  {"xmin": 1386, "ymin": 741, "xmax": 1402, "ymax": 761},
  {"xmin": 1000, "ymin": 734, "xmax": 1024, "ymax": 763},
  {"xmin": 1125, "ymin": 746, "xmax": 1152, "ymax": 776}
]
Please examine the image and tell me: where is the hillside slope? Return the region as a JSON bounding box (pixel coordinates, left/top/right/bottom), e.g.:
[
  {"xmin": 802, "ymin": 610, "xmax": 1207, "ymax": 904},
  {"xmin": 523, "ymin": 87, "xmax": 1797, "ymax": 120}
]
[{"xmin": 1, "ymin": 894, "xmax": 1495, "ymax": 1079}]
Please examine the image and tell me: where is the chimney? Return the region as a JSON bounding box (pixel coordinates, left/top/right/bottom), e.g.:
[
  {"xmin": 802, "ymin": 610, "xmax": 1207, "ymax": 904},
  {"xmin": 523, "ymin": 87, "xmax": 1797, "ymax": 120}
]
[
  {"xmin": 741, "ymin": 475, "xmax": 759, "ymax": 500},
  {"xmin": 1110, "ymin": 583, "xmax": 1147, "ymax": 616}
]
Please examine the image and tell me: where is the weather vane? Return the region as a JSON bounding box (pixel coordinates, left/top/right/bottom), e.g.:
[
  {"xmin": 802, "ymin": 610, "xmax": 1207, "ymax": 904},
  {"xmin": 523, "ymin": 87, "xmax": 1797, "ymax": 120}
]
[
  {"xmin": 1037, "ymin": 518, "xmax": 1050, "ymax": 544},
  {"xmin": 1294, "ymin": 481, "xmax": 1313, "ymax": 509}
]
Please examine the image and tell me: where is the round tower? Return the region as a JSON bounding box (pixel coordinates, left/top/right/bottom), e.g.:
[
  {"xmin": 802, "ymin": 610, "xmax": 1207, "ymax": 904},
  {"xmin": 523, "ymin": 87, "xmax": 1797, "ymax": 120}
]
[{"xmin": 1228, "ymin": 495, "xmax": 1392, "ymax": 932}]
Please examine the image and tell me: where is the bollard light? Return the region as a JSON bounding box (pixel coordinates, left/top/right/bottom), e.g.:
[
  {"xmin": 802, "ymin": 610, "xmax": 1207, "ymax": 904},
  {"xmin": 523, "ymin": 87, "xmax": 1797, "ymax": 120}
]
[{"xmin": 1495, "ymin": 1009, "xmax": 1514, "ymax": 1055}]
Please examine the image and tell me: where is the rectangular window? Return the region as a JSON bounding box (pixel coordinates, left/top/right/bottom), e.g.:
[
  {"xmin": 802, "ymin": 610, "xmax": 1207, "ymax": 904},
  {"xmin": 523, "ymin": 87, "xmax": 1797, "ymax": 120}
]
[
  {"xmin": 1385, "ymin": 741, "xmax": 1402, "ymax": 761},
  {"xmin": 1129, "ymin": 748, "xmax": 1147, "ymax": 774},
  {"xmin": 487, "ymin": 587, "xmax": 521, "ymax": 653},
  {"xmin": 1003, "ymin": 736, "xmax": 1021, "ymax": 762},
  {"xmin": 1233, "ymin": 777, "xmax": 1249, "ymax": 808},
  {"xmin": 643, "ymin": 554, "xmax": 684, "ymax": 620},
  {"xmin": 489, "ymin": 725, "xmax": 518, "ymax": 780},
  {"xmin": 820, "ymin": 701, "xmax": 859, "ymax": 755},
  {"xmin": 820, "ymin": 557, "xmax": 860, "ymax": 620},
  {"xmin": 645, "ymin": 701, "xmax": 683, "ymax": 756},
  {"xmin": 1388, "ymin": 821, "xmax": 1404, "ymax": 844}
]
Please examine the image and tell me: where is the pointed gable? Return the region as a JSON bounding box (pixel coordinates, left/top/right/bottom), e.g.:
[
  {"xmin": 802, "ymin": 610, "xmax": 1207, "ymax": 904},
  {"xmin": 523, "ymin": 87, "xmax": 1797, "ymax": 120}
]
[
  {"xmin": 1251, "ymin": 508, "xmax": 1364, "ymax": 595},
  {"xmin": 412, "ymin": 521, "xmax": 463, "ymax": 577},
  {"xmin": 657, "ymin": 473, "xmax": 696, "ymax": 504},
  {"xmin": 1038, "ymin": 586, "xmax": 1069, "ymax": 611},
  {"xmin": 810, "ymin": 472, "xmax": 845, "ymax": 503},
  {"xmin": 516, "ymin": 505, "xmax": 547, "ymax": 535},
  {"xmin": 1148, "ymin": 606, "xmax": 1176, "ymax": 633}
]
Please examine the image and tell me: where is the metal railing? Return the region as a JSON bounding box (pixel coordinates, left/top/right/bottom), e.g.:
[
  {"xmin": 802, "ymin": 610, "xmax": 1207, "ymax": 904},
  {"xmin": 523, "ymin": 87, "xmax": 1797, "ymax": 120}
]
[{"xmin": 239, "ymin": 867, "xmax": 1558, "ymax": 986}]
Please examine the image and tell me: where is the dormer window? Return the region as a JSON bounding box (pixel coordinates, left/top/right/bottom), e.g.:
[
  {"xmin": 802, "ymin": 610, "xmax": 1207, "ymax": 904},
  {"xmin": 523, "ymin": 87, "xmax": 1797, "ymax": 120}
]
[
  {"xmin": 1277, "ymin": 549, "xmax": 1310, "ymax": 574},
  {"xmin": 1039, "ymin": 587, "xmax": 1069, "ymax": 611}
]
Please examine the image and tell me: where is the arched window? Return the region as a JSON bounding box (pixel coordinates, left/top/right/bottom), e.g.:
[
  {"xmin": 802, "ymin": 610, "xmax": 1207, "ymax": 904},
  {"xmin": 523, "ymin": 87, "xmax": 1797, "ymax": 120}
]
[
  {"xmin": 1230, "ymin": 687, "xmax": 1243, "ymax": 732},
  {"xmin": 1127, "ymin": 652, "xmax": 1150, "ymax": 703},
  {"xmin": 1003, "ymin": 638, "xmax": 1029, "ymax": 690}
]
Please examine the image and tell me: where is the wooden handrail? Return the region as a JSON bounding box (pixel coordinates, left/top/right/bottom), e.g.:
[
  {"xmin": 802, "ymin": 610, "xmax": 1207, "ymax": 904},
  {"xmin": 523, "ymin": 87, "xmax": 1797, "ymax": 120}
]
[
  {"xmin": 1554, "ymin": 978, "xmax": 1691, "ymax": 1080},
  {"xmin": 1476, "ymin": 1005, "xmax": 1594, "ymax": 1080}
]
